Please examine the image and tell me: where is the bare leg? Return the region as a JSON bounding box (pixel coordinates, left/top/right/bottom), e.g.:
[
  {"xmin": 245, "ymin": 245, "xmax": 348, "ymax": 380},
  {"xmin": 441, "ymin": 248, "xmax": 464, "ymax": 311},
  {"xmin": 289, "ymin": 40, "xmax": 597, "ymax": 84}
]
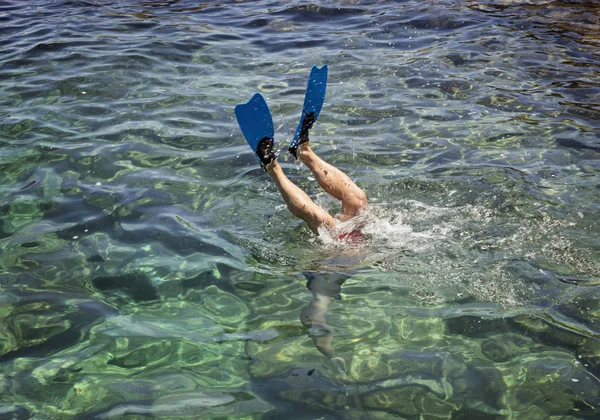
[
  {"xmin": 297, "ymin": 143, "xmax": 367, "ymax": 221},
  {"xmin": 299, "ymin": 292, "xmax": 335, "ymax": 358},
  {"xmin": 266, "ymin": 160, "xmax": 336, "ymax": 234},
  {"xmin": 299, "ymin": 288, "xmax": 348, "ymax": 375}
]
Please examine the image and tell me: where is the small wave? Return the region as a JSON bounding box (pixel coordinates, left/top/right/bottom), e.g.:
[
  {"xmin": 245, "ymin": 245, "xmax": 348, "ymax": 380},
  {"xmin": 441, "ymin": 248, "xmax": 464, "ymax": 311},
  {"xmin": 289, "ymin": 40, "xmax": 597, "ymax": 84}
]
[{"xmin": 309, "ymin": 198, "xmax": 596, "ymax": 309}]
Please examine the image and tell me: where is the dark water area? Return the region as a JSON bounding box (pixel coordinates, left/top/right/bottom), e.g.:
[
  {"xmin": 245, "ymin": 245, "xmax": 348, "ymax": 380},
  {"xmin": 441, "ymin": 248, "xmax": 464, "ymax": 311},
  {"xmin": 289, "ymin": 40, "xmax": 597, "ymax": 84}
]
[{"xmin": 1, "ymin": 0, "xmax": 599, "ymax": 418}]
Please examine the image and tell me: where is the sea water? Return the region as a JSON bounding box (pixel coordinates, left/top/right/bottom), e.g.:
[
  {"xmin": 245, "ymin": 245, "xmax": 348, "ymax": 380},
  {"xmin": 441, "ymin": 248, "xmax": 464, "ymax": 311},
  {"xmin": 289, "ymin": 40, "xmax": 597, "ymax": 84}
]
[{"xmin": 0, "ymin": 0, "xmax": 599, "ymax": 418}]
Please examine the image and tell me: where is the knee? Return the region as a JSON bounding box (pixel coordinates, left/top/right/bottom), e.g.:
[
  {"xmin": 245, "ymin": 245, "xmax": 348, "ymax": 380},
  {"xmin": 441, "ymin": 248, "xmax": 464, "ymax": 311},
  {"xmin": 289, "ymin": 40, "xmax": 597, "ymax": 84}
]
[
  {"xmin": 347, "ymin": 189, "xmax": 367, "ymax": 214},
  {"xmin": 355, "ymin": 189, "xmax": 367, "ymax": 211}
]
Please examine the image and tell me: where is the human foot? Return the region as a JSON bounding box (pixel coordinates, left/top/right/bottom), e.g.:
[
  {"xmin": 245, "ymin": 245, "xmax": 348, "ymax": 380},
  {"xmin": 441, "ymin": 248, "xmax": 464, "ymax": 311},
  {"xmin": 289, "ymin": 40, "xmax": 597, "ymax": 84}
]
[
  {"xmin": 289, "ymin": 112, "xmax": 315, "ymax": 159},
  {"xmin": 256, "ymin": 136, "xmax": 276, "ymax": 170}
]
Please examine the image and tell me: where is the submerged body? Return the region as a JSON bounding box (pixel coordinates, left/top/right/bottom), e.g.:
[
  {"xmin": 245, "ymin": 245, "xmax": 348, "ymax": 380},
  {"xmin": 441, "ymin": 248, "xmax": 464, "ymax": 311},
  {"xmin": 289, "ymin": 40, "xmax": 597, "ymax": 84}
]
[{"xmin": 236, "ymin": 65, "xmax": 367, "ymax": 373}]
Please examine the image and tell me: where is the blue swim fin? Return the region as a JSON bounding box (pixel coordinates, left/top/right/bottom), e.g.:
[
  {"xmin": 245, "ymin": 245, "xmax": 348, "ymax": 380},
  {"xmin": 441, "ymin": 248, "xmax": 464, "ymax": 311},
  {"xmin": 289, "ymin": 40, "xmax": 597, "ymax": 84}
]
[
  {"xmin": 235, "ymin": 93, "xmax": 276, "ymax": 170},
  {"xmin": 289, "ymin": 65, "xmax": 328, "ymax": 159}
]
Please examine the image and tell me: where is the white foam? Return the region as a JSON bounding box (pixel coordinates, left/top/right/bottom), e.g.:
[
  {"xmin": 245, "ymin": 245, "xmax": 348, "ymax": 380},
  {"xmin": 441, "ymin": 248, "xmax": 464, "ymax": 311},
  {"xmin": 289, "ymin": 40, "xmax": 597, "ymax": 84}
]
[{"xmin": 312, "ymin": 201, "xmax": 530, "ymax": 307}]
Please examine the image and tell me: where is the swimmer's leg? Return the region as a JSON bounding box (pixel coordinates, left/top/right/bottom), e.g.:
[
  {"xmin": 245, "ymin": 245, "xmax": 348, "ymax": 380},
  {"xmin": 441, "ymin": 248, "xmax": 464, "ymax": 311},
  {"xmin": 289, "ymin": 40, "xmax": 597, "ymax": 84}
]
[
  {"xmin": 299, "ymin": 292, "xmax": 335, "ymax": 358},
  {"xmin": 266, "ymin": 160, "xmax": 336, "ymax": 234},
  {"xmin": 299, "ymin": 273, "xmax": 349, "ymax": 374},
  {"xmin": 300, "ymin": 291, "xmax": 348, "ymax": 375},
  {"xmin": 297, "ymin": 141, "xmax": 367, "ymax": 221}
]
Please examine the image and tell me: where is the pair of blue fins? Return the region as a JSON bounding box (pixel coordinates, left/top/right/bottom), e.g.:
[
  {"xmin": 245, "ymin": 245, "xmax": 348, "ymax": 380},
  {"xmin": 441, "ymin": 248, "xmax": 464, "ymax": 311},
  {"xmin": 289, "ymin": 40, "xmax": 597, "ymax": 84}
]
[{"xmin": 234, "ymin": 65, "xmax": 328, "ymax": 170}]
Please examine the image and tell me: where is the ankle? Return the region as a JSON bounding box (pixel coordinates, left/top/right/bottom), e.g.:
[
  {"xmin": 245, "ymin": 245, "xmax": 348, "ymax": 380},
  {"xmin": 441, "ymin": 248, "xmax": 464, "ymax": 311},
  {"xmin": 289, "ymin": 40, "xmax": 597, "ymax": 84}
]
[{"xmin": 297, "ymin": 143, "xmax": 313, "ymax": 161}]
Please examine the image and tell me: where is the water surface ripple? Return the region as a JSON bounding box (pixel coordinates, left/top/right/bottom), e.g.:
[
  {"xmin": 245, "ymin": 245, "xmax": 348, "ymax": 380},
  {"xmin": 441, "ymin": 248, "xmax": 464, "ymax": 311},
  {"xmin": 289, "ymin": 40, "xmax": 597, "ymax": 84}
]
[{"xmin": 1, "ymin": 0, "xmax": 599, "ymax": 418}]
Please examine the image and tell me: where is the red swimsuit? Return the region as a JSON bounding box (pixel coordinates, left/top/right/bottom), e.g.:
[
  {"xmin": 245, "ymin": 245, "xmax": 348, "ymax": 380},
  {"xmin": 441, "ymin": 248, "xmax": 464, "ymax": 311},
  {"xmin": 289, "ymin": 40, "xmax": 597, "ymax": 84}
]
[{"xmin": 338, "ymin": 229, "xmax": 363, "ymax": 242}]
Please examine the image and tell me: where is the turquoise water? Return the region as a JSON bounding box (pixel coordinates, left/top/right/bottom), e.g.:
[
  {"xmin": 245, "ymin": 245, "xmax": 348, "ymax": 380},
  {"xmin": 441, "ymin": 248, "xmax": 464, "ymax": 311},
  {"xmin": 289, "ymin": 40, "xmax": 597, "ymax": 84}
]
[{"xmin": 1, "ymin": 0, "xmax": 599, "ymax": 418}]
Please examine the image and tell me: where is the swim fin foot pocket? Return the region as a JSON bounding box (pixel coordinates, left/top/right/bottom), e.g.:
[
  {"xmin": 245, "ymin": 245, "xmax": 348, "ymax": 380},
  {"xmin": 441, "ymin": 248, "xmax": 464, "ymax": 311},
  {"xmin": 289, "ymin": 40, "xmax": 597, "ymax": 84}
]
[
  {"xmin": 256, "ymin": 136, "xmax": 276, "ymax": 170},
  {"xmin": 288, "ymin": 64, "xmax": 328, "ymax": 160},
  {"xmin": 288, "ymin": 112, "xmax": 315, "ymax": 159}
]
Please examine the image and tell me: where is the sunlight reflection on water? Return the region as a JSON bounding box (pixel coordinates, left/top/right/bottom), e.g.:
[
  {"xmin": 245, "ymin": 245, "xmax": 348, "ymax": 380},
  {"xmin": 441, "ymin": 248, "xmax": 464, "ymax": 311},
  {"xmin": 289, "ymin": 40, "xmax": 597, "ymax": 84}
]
[{"xmin": 0, "ymin": 0, "xmax": 599, "ymax": 418}]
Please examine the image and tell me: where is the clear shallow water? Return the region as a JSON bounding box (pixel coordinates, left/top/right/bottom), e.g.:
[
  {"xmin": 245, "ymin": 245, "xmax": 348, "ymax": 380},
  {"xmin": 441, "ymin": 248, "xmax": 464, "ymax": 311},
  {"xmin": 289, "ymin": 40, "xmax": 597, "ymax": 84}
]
[{"xmin": 1, "ymin": 0, "xmax": 599, "ymax": 418}]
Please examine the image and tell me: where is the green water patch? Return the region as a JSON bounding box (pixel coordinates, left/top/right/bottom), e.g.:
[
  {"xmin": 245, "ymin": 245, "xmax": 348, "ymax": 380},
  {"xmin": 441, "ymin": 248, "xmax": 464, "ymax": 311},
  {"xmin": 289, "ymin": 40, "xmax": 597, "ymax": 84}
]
[{"xmin": 0, "ymin": 0, "xmax": 598, "ymax": 417}]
